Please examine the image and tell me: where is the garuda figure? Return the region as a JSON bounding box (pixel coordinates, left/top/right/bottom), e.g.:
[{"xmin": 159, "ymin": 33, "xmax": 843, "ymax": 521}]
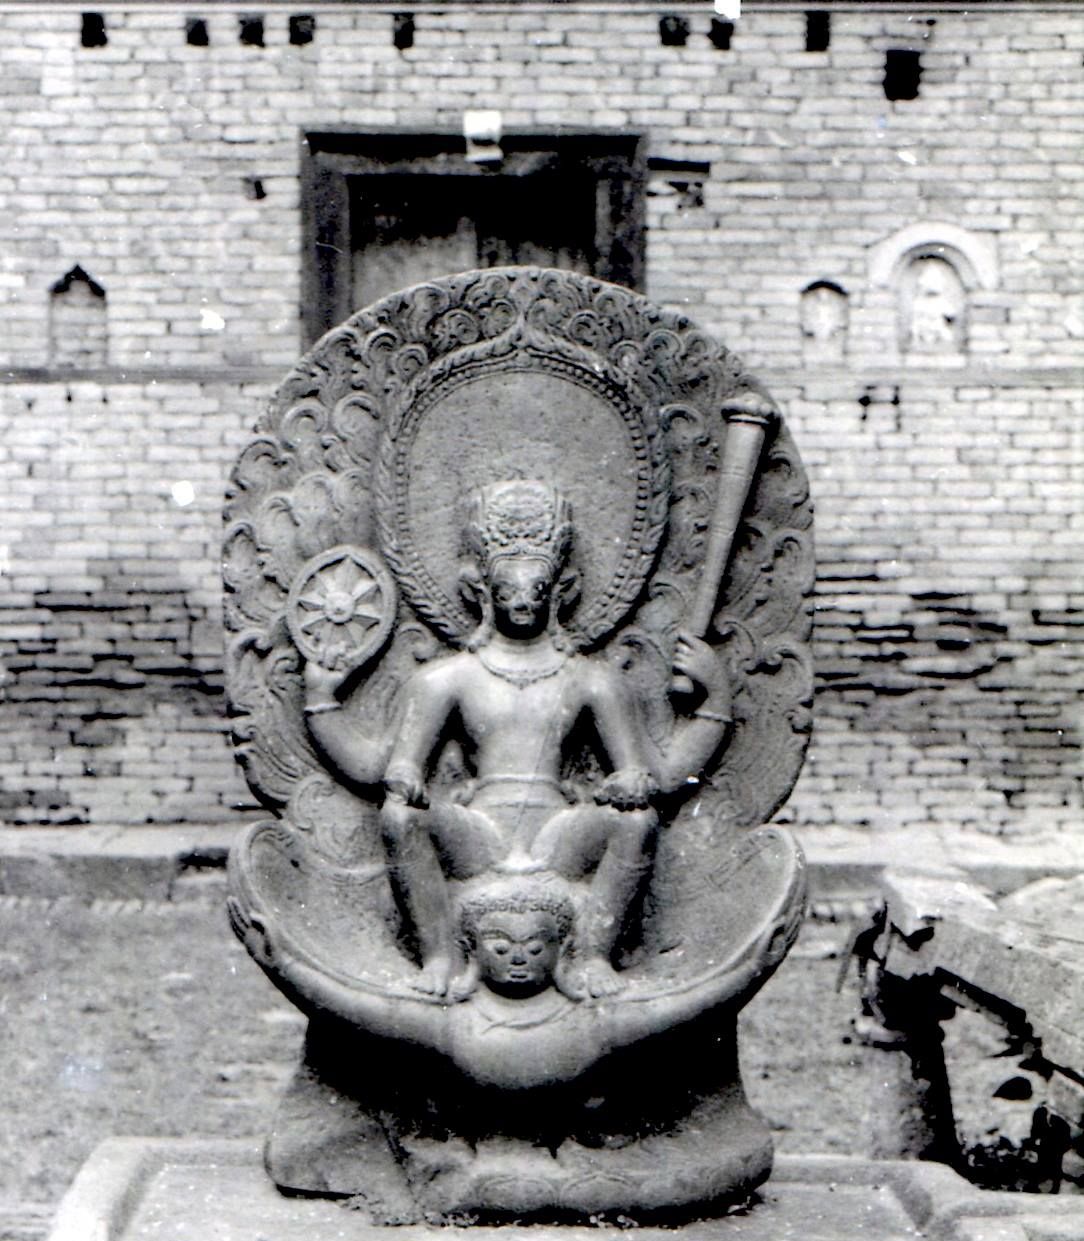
[{"xmin": 225, "ymin": 269, "xmax": 814, "ymax": 1222}]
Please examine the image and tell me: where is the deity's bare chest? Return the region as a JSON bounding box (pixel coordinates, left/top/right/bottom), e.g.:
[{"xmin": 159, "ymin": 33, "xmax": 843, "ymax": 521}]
[{"xmin": 458, "ymin": 664, "xmax": 579, "ymax": 749}]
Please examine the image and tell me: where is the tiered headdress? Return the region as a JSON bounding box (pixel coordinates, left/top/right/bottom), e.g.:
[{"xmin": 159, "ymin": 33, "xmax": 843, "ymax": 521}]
[{"xmin": 463, "ymin": 479, "xmax": 573, "ymax": 576}]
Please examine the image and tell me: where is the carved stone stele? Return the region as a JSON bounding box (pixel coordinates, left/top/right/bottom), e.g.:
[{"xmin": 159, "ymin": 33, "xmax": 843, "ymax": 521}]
[{"xmin": 224, "ymin": 268, "xmax": 814, "ymax": 1223}]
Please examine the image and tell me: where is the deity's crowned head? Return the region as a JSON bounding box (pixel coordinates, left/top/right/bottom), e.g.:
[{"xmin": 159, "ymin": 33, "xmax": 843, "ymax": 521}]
[
  {"xmin": 461, "ymin": 479, "xmax": 575, "ymax": 641},
  {"xmin": 463, "ymin": 479, "xmax": 573, "ymax": 582}
]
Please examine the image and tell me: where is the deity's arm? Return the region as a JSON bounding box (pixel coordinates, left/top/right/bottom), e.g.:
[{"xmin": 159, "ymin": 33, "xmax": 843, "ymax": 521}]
[
  {"xmin": 584, "ymin": 661, "xmax": 658, "ymax": 807},
  {"xmin": 303, "ymin": 662, "xmax": 391, "ymax": 788},
  {"xmin": 382, "ymin": 661, "xmax": 460, "ymax": 804},
  {"xmin": 651, "ymin": 633, "xmax": 733, "ymax": 795}
]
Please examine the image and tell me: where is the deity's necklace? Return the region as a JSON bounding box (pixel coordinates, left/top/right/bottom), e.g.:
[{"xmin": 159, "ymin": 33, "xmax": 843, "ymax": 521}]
[{"xmin": 477, "ymin": 647, "xmax": 567, "ymax": 689}]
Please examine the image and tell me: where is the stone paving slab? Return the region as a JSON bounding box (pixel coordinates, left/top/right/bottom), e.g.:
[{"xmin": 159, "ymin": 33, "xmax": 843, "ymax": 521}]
[{"xmin": 45, "ymin": 1141, "xmax": 1084, "ymax": 1241}]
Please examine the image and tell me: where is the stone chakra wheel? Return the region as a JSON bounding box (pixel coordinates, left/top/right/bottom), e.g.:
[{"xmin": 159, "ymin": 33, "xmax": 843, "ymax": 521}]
[{"xmin": 286, "ymin": 545, "xmax": 397, "ymax": 672}]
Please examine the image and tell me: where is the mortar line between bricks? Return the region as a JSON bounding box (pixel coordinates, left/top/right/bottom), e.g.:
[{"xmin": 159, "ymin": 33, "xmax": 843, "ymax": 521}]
[
  {"xmin": 0, "ymin": 1, "xmax": 1080, "ymax": 10},
  {"xmin": 3, "ymin": 366, "xmax": 1081, "ymax": 387}
]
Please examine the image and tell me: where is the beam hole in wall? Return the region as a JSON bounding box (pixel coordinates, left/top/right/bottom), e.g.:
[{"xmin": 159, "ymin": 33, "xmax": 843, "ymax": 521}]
[
  {"xmin": 239, "ymin": 14, "xmax": 265, "ymax": 47},
  {"xmin": 805, "ymin": 11, "xmax": 830, "ymax": 53},
  {"xmin": 648, "ymin": 158, "xmax": 711, "ymax": 210},
  {"xmin": 392, "ymin": 13, "xmax": 415, "ymax": 51},
  {"xmin": 884, "ymin": 49, "xmax": 922, "ymax": 101},
  {"xmin": 50, "ymin": 266, "xmax": 108, "ymax": 369},
  {"xmin": 659, "ymin": 15, "xmax": 690, "ymax": 48},
  {"xmin": 289, "ymin": 14, "xmax": 315, "ymax": 46},
  {"xmin": 709, "ymin": 19, "xmax": 734, "ymax": 50},
  {"xmin": 243, "ymin": 176, "xmax": 267, "ymax": 201},
  {"xmin": 185, "ymin": 17, "xmax": 209, "ymax": 46},
  {"xmin": 81, "ymin": 12, "xmax": 107, "ymax": 47}
]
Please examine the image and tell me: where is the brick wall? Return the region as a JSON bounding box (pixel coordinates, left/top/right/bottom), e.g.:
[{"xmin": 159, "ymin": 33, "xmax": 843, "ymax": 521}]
[{"xmin": 0, "ymin": 2, "xmax": 1080, "ymax": 846}]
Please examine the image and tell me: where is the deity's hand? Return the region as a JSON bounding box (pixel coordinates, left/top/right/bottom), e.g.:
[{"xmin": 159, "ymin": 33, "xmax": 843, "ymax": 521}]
[
  {"xmin": 384, "ymin": 762, "xmax": 429, "ymax": 809},
  {"xmin": 595, "ymin": 767, "xmax": 658, "ymax": 810},
  {"xmin": 303, "ymin": 658, "xmax": 347, "ymax": 706},
  {"xmin": 672, "ymin": 631, "xmax": 728, "ymax": 702}
]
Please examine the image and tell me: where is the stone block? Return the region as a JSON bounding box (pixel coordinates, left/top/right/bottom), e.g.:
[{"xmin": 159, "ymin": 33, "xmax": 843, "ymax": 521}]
[{"xmin": 47, "ymin": 1143, "xmax": 1084, "ymax": 1241}]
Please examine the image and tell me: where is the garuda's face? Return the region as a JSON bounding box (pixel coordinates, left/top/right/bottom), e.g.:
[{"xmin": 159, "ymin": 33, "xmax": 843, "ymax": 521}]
[
  {"xmin": 475, "ymin": 909, "xmax": 560, "ymax": 996},
  {"xmin": 489, "ymin": 556, "xmax": 554, "ymax": 634}
]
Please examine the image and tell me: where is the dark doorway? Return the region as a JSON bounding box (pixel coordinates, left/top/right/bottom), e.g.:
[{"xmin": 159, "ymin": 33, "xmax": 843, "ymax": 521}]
[{"xmin": 302, "ymin": 131, "xmax": 647, "ymax": 346}]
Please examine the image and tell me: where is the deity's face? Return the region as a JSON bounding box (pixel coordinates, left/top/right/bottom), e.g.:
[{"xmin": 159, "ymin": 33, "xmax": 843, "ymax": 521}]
[
  {"xmin": 488, "ymin": 555, "xmax": 555, "ymax": 637},
  {"xmin": 475, "ymin": 908, "xmax": 561, "ymax": 997}
]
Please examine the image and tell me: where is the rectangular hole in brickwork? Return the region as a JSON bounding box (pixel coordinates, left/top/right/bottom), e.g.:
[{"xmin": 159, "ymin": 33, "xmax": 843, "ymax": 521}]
[
  {"xmin": 884, "ymin": 49, "xmax": 922, "ymax": 100},
  {"xmin": 392, "ymin": 13, "xmax": 414, "ymax": 51},
  {"xmin": 648, "ymin": 156, "xmax": 710, "ymax": 207},
  {"xmin": 289, "ymin": 14, "xmax": 315, "ymax": 45},
  {"xmin": 659, "ymin": 16, "xmax": 689, "ymax": 47},
  {"xmin": 185, "ymin": 17, "xmax": 209, "ymax": 46},
  {"xmin": 239, "ymin": 14, "xmax": 264, "ymax": 46},
  {"xmin": 709, "ymin": 19, "xmax": 733, "ymax": 50},
  {"xmin": 81, "ymin": 12, "xmax": 107, "ymax": 47},
  {"xmin": 805, "ymin": 11, "xmax": 830, "ymax": 52}
]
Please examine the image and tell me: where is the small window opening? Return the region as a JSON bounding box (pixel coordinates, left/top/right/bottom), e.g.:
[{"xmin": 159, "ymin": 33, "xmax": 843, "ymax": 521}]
[
  {"xmin": 709, "ymin": 19, "xmax": 734, "ymax": 50},
  {"xmin": 185, "ymin": 17, "xmax": 209, "ymax": 46},
  {"xmin": 50, "ymin": 266, "xmax": 108, "ymax": 369},
  {"xmin": 392, "ymin": 13, "xmax": 414, "ymax": 51},
  {"xmin": 81, "ymin": 13, "xmax": 107, "ymax": 47},
  {"xmin": 243, "ymin": 176, "xmax": 266, "ymax": 201},
  {"xmin": 289, "ymin": 14, "xmax": 315, "ymax": 45},
  {"xmin": 884, "ymin": 49, "xmax": 922, "ymax": 101},
  {"xmin": 805, "ymin": 12, "xmax": 830, "ymax": 53},
  {"xmin": 659, "ymin": 16, "xmax": 690, "ymax": 48},
  {"xmin": 239, "ymin": 15, "xmax": 264, "ymax": 47}
]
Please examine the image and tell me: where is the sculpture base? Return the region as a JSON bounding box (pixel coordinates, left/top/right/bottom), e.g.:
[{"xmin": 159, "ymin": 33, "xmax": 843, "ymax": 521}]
[
  {"xmin": 266, "ymin": 1013, "xmax": 772, "ymax": 1222},
  {"xmin": 50, "ymin": 1139, "xmax": 1077, "ymax": 1241}
]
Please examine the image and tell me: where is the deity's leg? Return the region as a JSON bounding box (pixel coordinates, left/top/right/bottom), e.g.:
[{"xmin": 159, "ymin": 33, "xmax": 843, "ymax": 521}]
[
  {"xmin": 379, "ymin": 797, "xmax": 467, "ymax": 997},
  {"xmin": 530, "ymin": 803, "xmax": 657, "ymax": 996},
  {"xmin": 579, "ymin": 807, "xmax": 656, "ymax": 993}
]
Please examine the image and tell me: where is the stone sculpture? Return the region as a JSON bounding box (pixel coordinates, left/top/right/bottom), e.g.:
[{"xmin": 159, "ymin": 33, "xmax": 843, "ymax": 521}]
[{"xmin": 224, "ymin": 268, "xmax": 814, "ymax": 1222}]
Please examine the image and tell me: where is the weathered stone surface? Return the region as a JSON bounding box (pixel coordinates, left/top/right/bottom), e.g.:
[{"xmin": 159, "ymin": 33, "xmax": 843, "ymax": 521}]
[
  {"xmin": 859, "ymin": 864, "xmax": 1084, "ymax": 1193},
  {"xmin": 224, "ymin": 268, "xmax": 813, "ymax": 1219}
]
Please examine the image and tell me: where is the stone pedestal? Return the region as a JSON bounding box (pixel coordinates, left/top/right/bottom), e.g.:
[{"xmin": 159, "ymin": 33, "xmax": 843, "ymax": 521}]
[{"xmin": 47, "ymin": 1140, "xmax": 1084, "ymax": 1241}]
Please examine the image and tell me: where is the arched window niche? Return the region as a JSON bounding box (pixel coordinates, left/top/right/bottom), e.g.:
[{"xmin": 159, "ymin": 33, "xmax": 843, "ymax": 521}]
[
  {"xmin": 898, "ymin": 249, "xmax": 969, "ymax": 356},
  {"xmin": 49, "ymin": 265, "xmax": 108, "ymax": 368},
  {"xmin": 868, "ymin": 223, "xmax": 998, "ymax": 361},
  {"xmin": 800, "ymin": 280, "xmax": 849, "ymax": 363}
]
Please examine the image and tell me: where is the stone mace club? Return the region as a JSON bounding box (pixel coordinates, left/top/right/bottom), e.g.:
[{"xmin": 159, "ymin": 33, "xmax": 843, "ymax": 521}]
[{"xmin": 672, "ymin": 390, "xmax": 778, "ymax": 692}]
